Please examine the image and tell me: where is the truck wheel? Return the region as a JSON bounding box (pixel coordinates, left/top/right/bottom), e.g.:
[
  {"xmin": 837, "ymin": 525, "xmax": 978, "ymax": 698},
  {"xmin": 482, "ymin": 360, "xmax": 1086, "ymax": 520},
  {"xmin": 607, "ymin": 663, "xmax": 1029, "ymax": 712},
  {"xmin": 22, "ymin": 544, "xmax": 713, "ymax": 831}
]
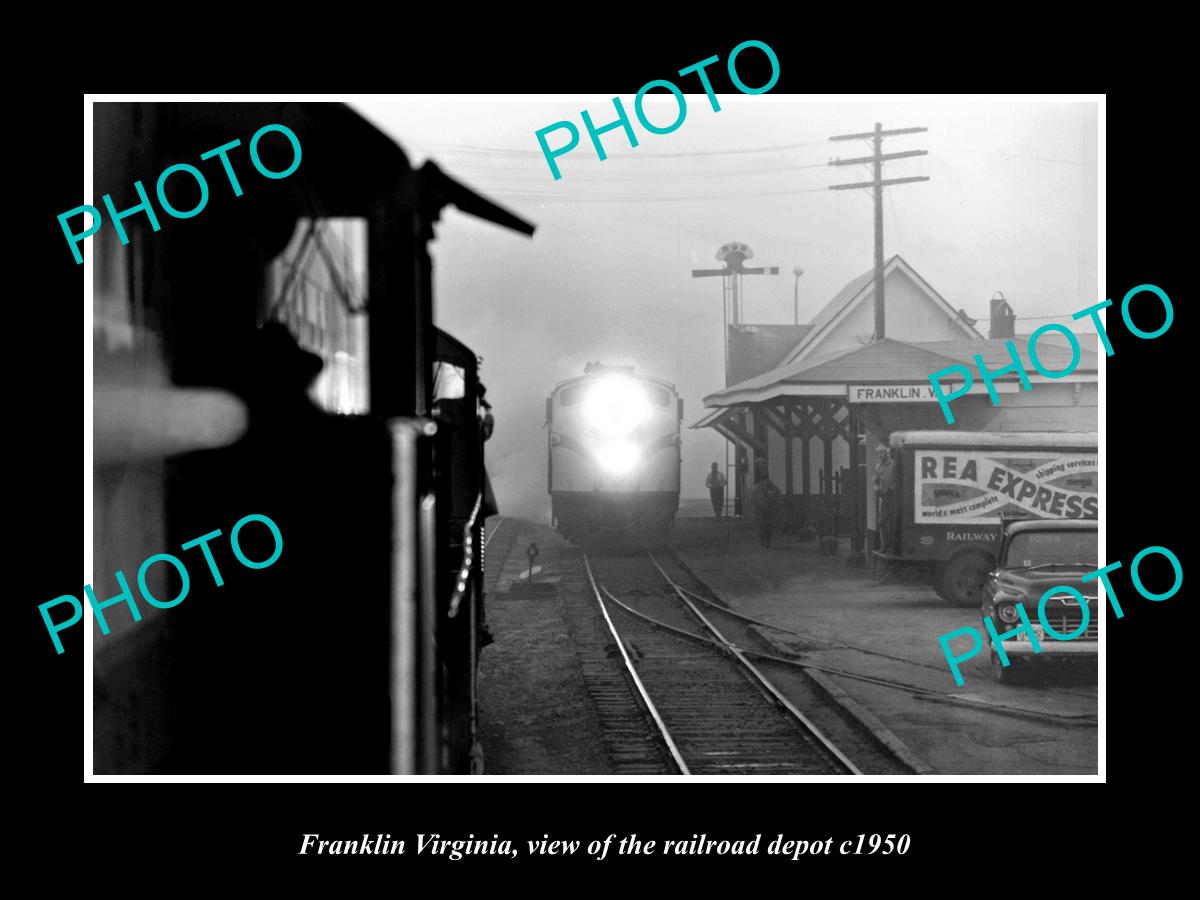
[{"xmin": 938, "ymin": 552, "xmax": 992, "ymax": 607}]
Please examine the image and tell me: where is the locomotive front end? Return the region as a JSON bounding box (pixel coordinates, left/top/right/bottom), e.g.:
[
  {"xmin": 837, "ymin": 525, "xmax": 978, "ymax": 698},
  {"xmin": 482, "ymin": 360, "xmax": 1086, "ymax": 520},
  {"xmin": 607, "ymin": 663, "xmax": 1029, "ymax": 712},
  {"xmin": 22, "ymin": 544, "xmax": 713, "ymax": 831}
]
[{"xmin": 548, "ymin": 365, "xmax": 682, "ymax": 543}]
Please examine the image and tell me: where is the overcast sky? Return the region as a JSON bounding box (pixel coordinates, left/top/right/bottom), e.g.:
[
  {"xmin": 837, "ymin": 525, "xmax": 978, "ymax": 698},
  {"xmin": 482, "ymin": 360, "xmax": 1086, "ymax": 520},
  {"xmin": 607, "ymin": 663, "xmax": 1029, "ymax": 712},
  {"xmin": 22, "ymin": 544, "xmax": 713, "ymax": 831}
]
[{"xmin": 353, "ymin": 97, "xmax": 1099, "ymax": 518}]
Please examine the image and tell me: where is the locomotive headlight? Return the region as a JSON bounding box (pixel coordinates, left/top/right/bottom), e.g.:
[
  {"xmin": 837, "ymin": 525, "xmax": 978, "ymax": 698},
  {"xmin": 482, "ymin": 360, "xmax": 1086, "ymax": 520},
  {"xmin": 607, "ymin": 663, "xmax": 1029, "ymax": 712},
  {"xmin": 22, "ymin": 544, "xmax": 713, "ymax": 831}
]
[
  {"xmin": 594, "ymin": 439, "xmax": 641, "ymax": 475},
  {"xmin": 582, "ymin": 375, "xmax": 652, "ymax": 437}
]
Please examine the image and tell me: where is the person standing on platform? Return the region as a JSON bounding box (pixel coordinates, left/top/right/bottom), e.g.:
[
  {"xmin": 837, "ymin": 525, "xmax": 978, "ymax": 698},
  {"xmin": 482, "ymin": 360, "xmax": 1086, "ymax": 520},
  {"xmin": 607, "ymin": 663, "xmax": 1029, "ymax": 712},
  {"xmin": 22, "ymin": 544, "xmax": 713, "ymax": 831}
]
[
  {"xmin": 873, "ymin": 444, "xmax": 897, "ymax": 553},
  {"xmin": 705, "ymin": 462, "xmax": 727, "ymax": 517},
  {"xmin": 751, "ymin": 471, "xmax": 782, "ymax": 547}
]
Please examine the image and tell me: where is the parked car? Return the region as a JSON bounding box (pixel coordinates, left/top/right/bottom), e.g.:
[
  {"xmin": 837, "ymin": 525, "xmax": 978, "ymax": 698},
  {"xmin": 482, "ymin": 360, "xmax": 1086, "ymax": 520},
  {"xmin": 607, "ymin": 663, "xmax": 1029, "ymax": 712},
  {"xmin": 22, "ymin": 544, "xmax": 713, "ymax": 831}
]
[{"xmin": 980, "ymin": 518, "xmax": 1099, "ymax": 683}]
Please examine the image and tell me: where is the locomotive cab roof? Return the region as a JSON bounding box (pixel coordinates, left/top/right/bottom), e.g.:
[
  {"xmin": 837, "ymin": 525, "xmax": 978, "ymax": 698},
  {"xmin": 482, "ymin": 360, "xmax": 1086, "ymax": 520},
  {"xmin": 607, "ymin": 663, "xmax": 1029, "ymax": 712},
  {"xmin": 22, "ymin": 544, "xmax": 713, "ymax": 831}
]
[{"xmin": 99, "ymin": 102, "xmax": 534, "ymax": 245}]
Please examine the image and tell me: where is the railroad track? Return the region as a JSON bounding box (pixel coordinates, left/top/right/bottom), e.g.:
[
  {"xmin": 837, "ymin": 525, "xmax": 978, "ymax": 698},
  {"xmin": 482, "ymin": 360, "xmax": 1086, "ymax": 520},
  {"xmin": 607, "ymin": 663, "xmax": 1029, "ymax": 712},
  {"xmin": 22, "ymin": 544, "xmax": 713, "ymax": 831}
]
[
  {"xmin": 554, "ymin": 555, "xmax": 676, "ymax": 774},
  {"xmin": 583, "ymin": 549, "xmax": 863, "ymax": 775},
  {"xmin": 488, "ymin": 531, "xmax": 1088, "ymax": 776},
  {"xmin": 650, "ymin": 559, "xmax": 1097, "ymax": 728}
]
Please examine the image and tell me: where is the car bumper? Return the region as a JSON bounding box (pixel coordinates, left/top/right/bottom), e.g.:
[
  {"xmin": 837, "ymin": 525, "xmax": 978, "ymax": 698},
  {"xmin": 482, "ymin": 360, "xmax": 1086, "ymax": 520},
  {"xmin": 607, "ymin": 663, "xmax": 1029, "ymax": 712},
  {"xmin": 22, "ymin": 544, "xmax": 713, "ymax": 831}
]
[{"xmin": 1003, "ymin": 637, "xmax": 1098, "ymax": 658}]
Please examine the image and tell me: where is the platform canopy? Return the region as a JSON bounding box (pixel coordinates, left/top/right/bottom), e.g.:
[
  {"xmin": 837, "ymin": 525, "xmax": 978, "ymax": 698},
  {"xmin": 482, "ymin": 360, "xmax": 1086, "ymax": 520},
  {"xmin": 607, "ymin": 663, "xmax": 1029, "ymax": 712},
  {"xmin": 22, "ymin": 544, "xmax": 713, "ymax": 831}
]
[
  {"xmin": 693, "ymin": 335, "xmax": 1100, "ymax": 517},
  {"xmin": 692, "ymin": 406, "xmax": 767, "ymax": 455},
  {"xmin": 699, "ymin": 336, "xmax": 1098, "ymax": 412}
]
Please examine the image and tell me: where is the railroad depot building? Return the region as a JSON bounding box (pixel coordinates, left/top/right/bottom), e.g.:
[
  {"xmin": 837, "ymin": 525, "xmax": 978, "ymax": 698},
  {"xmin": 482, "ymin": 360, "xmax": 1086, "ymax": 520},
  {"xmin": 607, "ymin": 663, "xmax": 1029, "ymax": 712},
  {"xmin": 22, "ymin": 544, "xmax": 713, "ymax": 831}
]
[{"xmin": 694, "ymin": 255, "xmax": 1098, "ymax": 552}]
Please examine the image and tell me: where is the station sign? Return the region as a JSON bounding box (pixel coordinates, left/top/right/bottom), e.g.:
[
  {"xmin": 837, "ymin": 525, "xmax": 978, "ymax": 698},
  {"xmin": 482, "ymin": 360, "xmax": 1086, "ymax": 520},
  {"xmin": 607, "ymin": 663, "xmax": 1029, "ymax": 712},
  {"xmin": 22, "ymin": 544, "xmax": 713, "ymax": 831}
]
[{"xmin": 848, "ymin": 384, "xmax": 940, "ymax": 403}]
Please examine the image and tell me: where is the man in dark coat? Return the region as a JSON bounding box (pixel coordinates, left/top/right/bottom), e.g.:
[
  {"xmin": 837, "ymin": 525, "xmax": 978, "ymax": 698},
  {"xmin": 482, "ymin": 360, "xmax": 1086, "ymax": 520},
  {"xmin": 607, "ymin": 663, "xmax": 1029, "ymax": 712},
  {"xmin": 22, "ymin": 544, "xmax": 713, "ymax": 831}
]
[
  {"xmin": 873, "ymin": 443, "xmax": 897, "ymax": 553},
  {"xmin": 751, "ymin": 471, "xmax": 782, "ymax": 547},
  {"xmin": 705, "ymin": 462, "xmax": 727, "ymax": 517}
]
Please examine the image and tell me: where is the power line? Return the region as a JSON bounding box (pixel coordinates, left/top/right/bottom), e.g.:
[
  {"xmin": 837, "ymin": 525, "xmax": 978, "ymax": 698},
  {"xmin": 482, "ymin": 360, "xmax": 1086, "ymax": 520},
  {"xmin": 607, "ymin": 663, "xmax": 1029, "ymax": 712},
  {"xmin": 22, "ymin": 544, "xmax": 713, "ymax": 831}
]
[
  {"xmin": 891, "ymin": 138, "xmax": 1082, "ymax": 166},
  {"xmin": 1017, "ymin": 315, "xmax": 1092, "ymax": 321},
  {"xmin": 484, "ymin": 185, "xmax": 832, "ymax": 203},
  {"xmin": 419, "ymin": 138, "xmax": 831, "ymax": 160},
  {"xmin": 438, "ymin": 159, "xmax": 833, "ymax": 184},
  {"xmin": 959, "ymin": 312, "xmax": 1100, "ymax": 321}
]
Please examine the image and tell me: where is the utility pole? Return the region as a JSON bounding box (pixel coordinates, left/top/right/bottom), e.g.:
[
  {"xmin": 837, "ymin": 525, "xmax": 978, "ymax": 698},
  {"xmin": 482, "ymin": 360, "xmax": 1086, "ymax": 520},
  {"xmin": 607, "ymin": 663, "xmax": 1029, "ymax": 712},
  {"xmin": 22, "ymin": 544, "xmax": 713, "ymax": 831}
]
[
  {"xmin": 828, "ymin": 124, "xmax": 929, "ymax": 341},
  {"xmin": 792, "ymin": 266, "xmax": 804, "ymax": 326}
]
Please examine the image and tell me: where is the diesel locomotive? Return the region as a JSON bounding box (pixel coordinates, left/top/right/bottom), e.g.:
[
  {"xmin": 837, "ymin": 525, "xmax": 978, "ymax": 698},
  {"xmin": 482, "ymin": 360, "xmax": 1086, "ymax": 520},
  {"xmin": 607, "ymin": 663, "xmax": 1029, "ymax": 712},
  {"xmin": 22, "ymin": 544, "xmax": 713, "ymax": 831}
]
[{"xmin": 547, "ymin": 363, "xmax": 683, "ymax": 542}]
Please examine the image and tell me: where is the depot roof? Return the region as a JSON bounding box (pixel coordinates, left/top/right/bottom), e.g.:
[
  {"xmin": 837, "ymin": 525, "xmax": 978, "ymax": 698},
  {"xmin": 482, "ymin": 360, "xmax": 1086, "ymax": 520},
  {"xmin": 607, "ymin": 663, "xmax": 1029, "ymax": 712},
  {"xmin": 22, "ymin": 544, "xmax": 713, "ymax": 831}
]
[
  {"xmin": 702, "ymin": 336, "xmax": 1098, "ymax": 408},
  {"xmin": 781, "ymin": 256, "xmax": 983, "ymax": 366}
]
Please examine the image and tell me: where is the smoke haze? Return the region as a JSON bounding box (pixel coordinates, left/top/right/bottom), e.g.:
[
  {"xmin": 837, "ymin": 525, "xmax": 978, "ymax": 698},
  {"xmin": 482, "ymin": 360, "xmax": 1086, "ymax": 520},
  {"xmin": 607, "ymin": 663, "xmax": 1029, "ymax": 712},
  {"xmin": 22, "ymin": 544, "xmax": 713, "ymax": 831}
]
[{"xmin": 354, "ymin": 98, "xmax": 1099, "ymax": 521}]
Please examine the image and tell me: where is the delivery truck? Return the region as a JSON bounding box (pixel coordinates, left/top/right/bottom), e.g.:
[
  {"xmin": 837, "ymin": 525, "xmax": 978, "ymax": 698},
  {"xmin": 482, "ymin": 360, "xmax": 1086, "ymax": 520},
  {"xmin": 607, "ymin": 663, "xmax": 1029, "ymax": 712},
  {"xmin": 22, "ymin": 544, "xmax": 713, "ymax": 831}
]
[{"xmin": 881, "ymin": 431, "xmax": 1097, "ymax": 607}]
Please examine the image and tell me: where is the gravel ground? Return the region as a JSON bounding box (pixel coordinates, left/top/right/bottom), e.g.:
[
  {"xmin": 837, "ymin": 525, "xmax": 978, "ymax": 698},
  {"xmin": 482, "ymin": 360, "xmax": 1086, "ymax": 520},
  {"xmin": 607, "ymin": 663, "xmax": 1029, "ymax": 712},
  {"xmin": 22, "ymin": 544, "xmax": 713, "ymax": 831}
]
[
  {"xmin": 670, "ymin": 506, "xmax": 1099, "ymax": 775},
  {"xmin": 477, "ymin": 507, "xmax": 1098, "ymax": 776},
  {"xmin": 477, "ymin": 519, "xmax": 613, "ymax": 775}
]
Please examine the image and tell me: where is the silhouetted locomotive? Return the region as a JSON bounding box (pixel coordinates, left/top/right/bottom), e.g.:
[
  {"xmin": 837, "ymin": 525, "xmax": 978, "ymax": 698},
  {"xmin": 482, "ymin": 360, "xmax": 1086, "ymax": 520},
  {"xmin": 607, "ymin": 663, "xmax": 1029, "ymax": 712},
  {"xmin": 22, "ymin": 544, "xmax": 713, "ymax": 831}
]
[
  {"xmin": 90, "ymin": 101, "xmax": 533, "ymax": 774},
  {"xmin": 547, "ymin": 363, "xmax": 683, "ymax": 542}
]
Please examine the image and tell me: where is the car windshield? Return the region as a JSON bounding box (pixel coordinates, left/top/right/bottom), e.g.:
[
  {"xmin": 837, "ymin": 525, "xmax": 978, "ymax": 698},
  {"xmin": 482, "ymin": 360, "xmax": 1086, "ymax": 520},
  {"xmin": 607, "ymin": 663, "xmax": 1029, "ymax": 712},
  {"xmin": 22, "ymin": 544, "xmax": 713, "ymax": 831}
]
[{"xmin": 1005, "ymin": 530, "xmax": 1097, "ymax": 569}]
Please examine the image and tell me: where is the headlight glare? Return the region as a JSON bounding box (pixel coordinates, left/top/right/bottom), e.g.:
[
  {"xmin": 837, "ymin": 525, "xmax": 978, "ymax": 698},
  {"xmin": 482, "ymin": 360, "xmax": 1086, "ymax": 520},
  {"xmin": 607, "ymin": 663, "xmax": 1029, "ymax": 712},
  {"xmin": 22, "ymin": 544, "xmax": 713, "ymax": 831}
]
[
  {"xmin": 595, "ymin": 440, "xmax": 641, "ymax": 475},
  {"xmin": 582, "ymin": 375, "xmax": 652, "ymax": 437}
]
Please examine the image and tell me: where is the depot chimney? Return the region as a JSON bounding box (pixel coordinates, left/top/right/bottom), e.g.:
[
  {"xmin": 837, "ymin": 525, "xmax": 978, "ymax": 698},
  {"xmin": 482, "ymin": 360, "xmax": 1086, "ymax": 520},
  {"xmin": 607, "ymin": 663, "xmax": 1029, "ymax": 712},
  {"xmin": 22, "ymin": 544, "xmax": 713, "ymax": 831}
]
[{"xmin": 990, "ymin": 292, "xmax": 1016, "ymax": 339}]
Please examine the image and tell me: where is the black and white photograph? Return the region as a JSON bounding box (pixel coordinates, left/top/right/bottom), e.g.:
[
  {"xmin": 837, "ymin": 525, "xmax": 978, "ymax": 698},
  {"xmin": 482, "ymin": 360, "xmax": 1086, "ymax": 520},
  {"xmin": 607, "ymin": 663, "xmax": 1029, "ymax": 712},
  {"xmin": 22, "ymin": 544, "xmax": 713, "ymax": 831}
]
[{"xmin": 79, "ymin": 92, "xmax": 1105, "ymax": 779}]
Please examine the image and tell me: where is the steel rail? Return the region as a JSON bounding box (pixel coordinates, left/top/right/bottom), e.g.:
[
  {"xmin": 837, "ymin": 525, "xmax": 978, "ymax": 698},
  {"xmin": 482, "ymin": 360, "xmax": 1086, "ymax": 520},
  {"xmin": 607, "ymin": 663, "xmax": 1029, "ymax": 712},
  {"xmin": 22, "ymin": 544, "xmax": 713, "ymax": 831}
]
[
  {"xmin": 606, "ymin": 585, "xmax": 1095, "ymax": 728},
  {"xmin": 666, "ymin": 560, "xmax": 1095, "ymax": 699},
  {"xmin": 582, "ymin": 553, "xmax": 691, "ymax": 775},
  {"xmin": 601, "ymin": 586, "xmax": 716, "ymax": 648},
  {"xmin": 675, "ymin": 584, "xmax": 949, "ymax": 673},
  {"xmin": 646, "ymin": 552, "xmax": 862, "ymax": 775}
]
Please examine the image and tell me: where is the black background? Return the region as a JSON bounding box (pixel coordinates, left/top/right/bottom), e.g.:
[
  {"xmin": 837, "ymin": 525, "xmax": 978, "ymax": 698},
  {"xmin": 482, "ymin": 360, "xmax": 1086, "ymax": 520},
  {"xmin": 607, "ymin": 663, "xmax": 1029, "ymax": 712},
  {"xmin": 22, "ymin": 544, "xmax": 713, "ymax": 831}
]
[{"xmin": 18, "ymin": 25, "xmax": 1183, "ymax": 880}]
